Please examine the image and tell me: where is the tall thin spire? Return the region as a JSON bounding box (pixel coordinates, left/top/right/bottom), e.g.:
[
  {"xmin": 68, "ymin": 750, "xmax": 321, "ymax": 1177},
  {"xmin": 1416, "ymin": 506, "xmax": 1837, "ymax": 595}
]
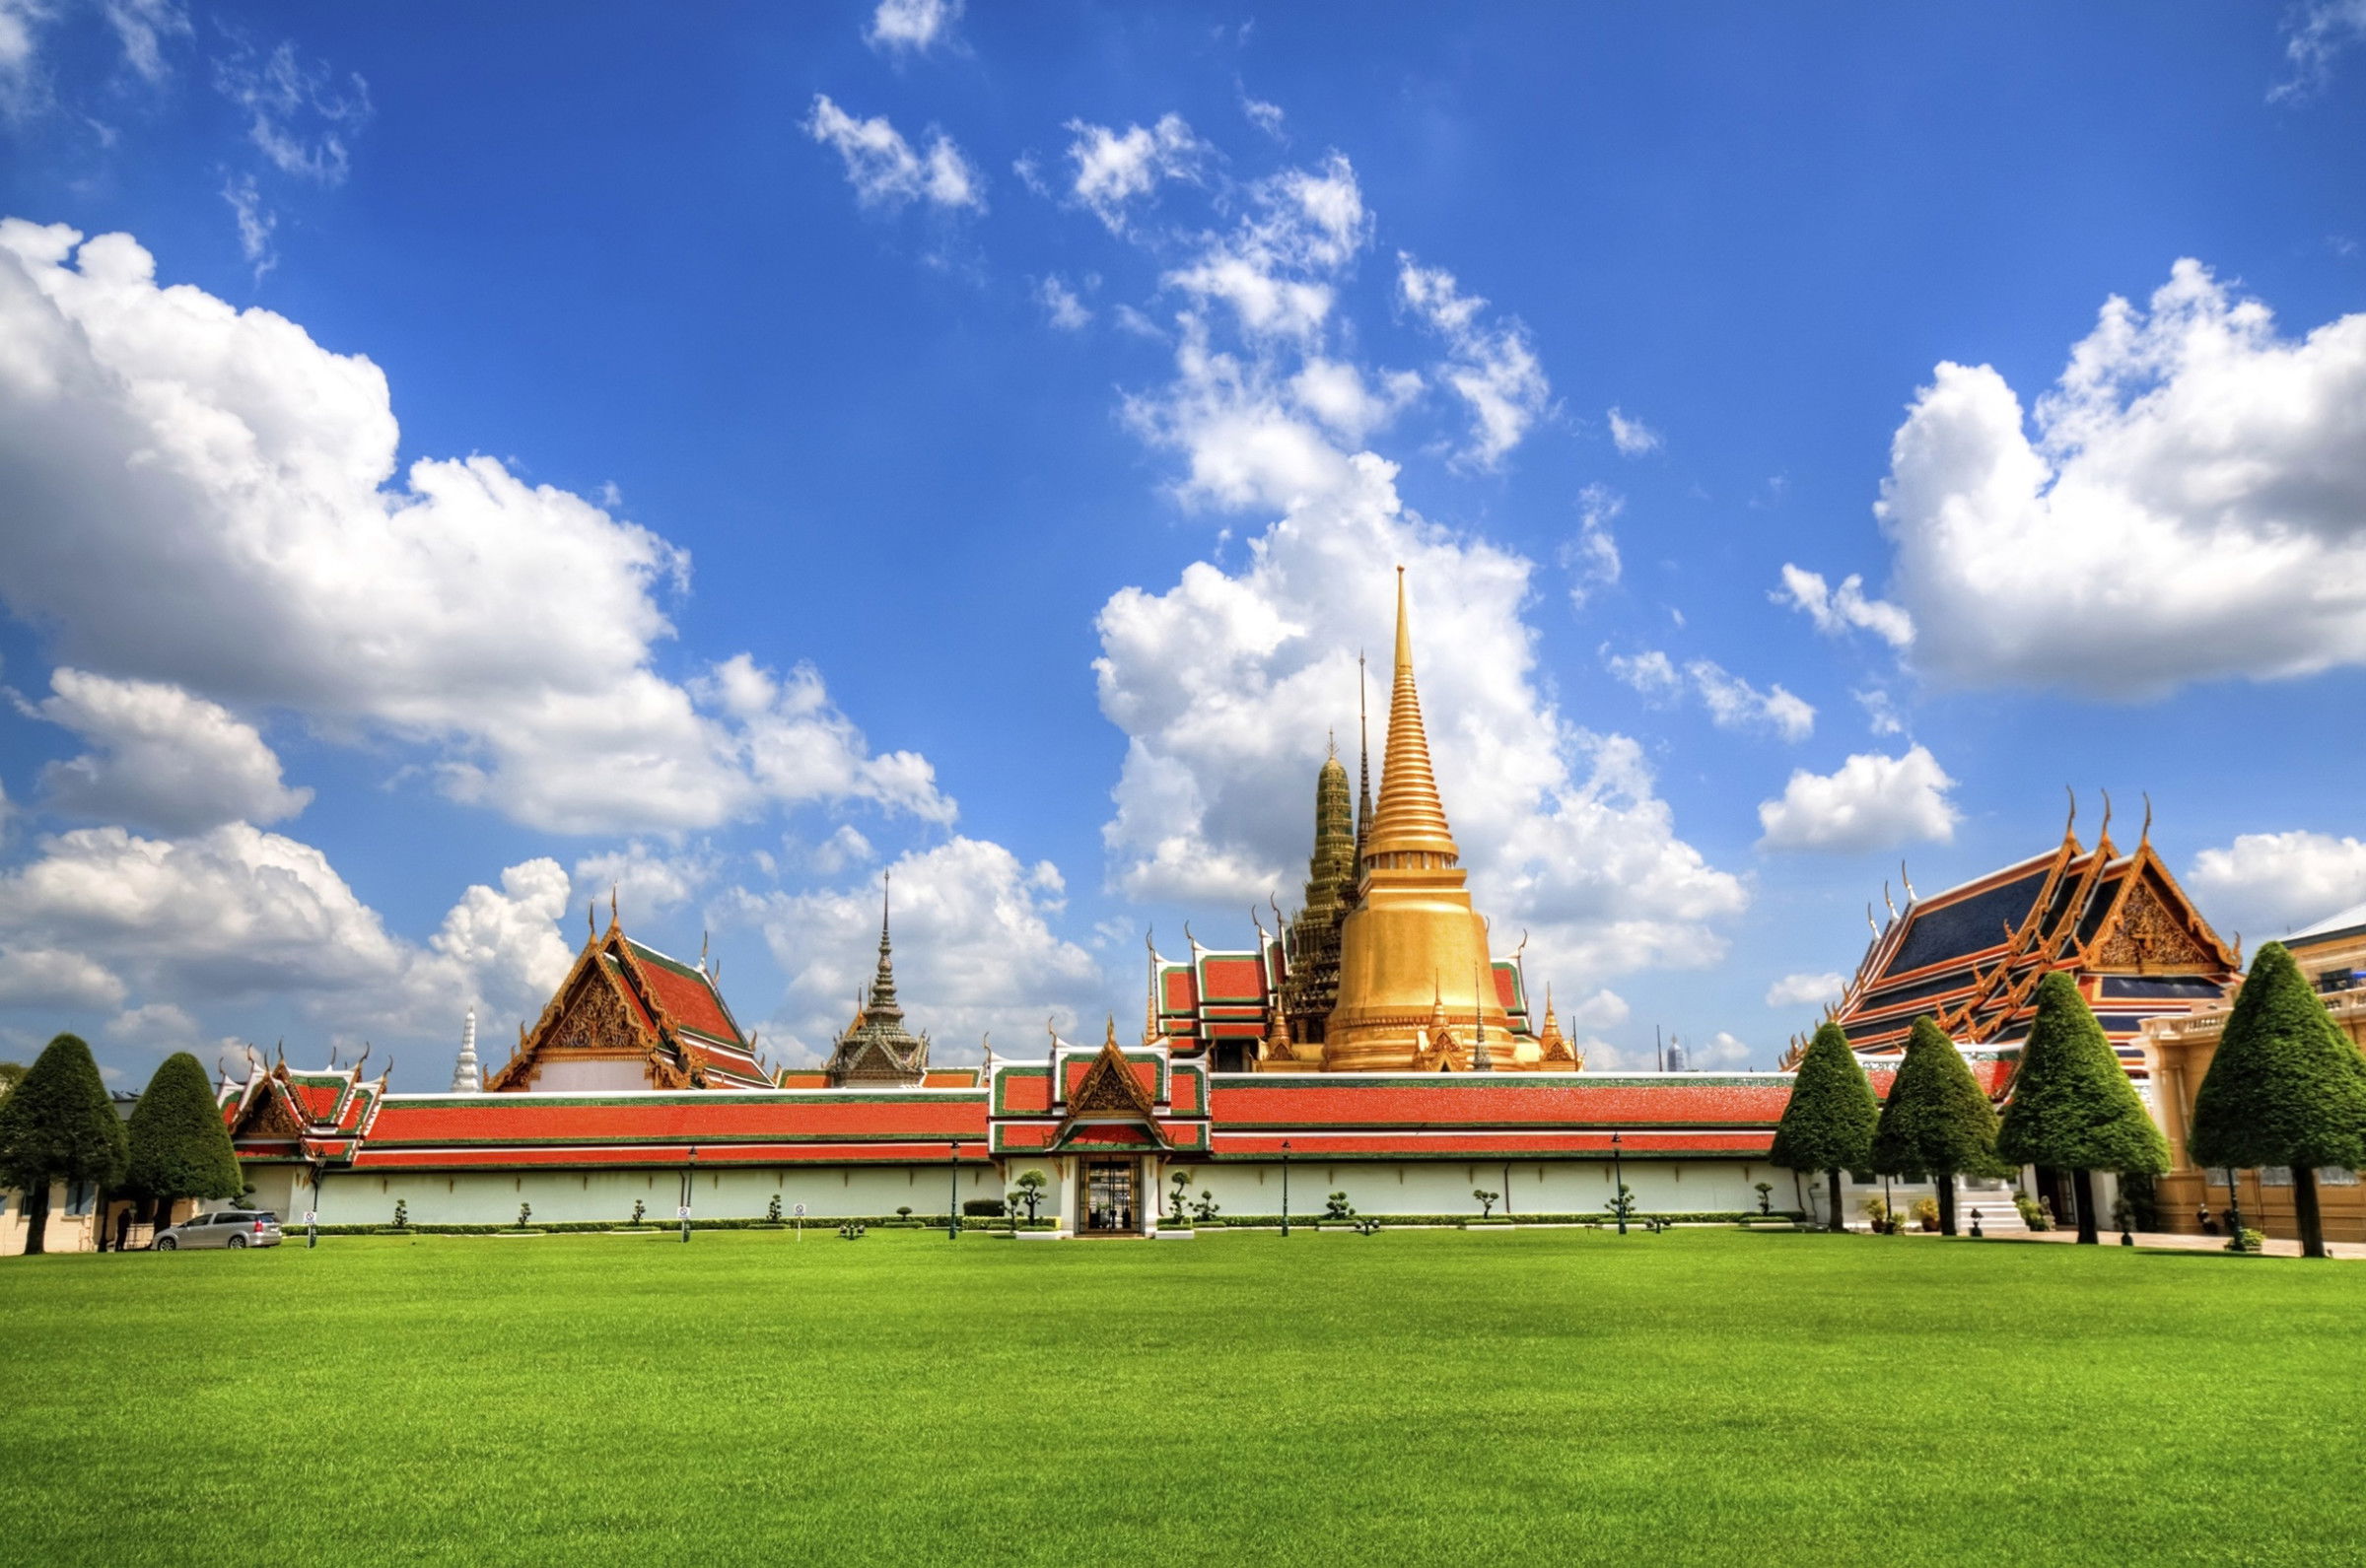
[
  {"xmin": 1471, "ymin": 958, "xmax": 1493, "ymax": 1071},
  {"xmin": 450, "ymin": 1007, "xmax": 481, "ymax": 1094},
  {"xmin": 1361, "ymin": 567, "xmax": 1460, "ymax": 865},
  {"xmin": 1356, "ymin": 649, "xmax": 1372, "ymax": 853},
  {"xmin": 868, "ymin": 871, "xmax": 903, "ymax": 1023}
]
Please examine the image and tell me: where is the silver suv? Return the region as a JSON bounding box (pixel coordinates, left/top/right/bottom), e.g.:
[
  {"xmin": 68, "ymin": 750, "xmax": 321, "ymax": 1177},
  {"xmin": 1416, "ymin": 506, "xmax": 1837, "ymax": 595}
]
[{"xmin": 154, "ymin": 1210, "xmax": 283, "ymax": 1250}]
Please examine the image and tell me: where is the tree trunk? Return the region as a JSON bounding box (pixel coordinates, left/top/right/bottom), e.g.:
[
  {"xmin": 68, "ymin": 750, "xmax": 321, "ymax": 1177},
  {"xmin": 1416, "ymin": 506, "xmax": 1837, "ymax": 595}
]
[
  {"xmin": 22, "ymin": 1181, "xmax": 49, "ymax": 1256},
  {"xmin": 1936, "ymin": 1173, "xmax": 1957, "ymax": 1237},
  {"xmin": 1826, "ymin": 1169, "xmax": 1845, "ymax": 1233},
  {"xmin": 2294, "ymin": 1166, "xmax": 2327, "ymax": 1260},
  {"xmin": 94, "ymin": 1193, "xmax": 108, "ymax": 1253},
  {"xmin": 2073, "ymin": 1169, "xmax": 2100, "ymax": 1245}
]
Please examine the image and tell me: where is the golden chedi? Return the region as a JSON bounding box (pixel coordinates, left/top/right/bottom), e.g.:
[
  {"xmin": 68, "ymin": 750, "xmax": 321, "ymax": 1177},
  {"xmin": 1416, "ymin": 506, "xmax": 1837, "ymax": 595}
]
[{"xmin": 1324, "ymin": 569, "xmax": 1534, "ymax": 1069}]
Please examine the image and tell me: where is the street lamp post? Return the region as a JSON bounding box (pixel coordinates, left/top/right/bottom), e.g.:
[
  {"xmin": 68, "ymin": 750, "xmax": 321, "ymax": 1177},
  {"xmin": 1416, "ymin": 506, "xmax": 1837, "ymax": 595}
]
[
  {"xmin": 307, "ymin": 1160, "xmax": 322, "ymax": 1250},
  {"xmin": 1611, "ymin": 1131, "xmax": 1627, "ymax": 1236},
  {"xmin": 948, "ymin": 1139, "xmax": 961, "ymax": 1240},
  {"xmin": 1281, "ymin": 1140, "xmax": 1291, "ymax": 1238}
]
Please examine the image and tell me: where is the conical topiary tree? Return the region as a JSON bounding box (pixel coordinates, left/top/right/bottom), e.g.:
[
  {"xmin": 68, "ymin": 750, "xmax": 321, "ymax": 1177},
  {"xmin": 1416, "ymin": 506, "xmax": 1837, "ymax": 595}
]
[
  {"xmin": 2190, "ymin": 941, "xmax": 2366, "ymax": 1260},
  {"xmin": 123, "ymin": 1053, "xmax": 244, "ymax": 1236},
  {"xmin": 1996, "ymin": 972, "xmax": 2167, "ymax": 1244},
  {"xmin": 0, "ymin": 1035, "xmax": 128, "ymax": 1256},
  {"xmin": 1870, "ymin": 1015, "xmax": 2005, "ymax": 1237},
  {"xmin": 1771, "ymin": 1022, "xmax": 1879, "ymax": 1232}
]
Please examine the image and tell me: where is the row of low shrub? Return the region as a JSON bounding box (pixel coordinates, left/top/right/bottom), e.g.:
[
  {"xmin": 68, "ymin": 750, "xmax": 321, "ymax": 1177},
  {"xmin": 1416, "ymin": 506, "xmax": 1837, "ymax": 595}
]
[
  {"xmin": 319, "ymin": 1214, "xmax": 1060, "ymax": 1236},
  {"xmin": 1175, "ymin": 1210, "xmax": 1797, "ymax": 1229}
]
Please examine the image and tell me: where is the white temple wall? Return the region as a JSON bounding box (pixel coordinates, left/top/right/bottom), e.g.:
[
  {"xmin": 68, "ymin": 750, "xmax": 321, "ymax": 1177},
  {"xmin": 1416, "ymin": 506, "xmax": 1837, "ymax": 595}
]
[
  {"xmin": 1156, "ymin": 1159, "xmax": 1788, "ymax": 1219},
  {"xmin": 250, "ymin": 1155, "xmax": 1810, "ymax": 1228},
  {"xmin": 298, "ymin": 1162, "xmax": 1008, "ymax": 1227}
]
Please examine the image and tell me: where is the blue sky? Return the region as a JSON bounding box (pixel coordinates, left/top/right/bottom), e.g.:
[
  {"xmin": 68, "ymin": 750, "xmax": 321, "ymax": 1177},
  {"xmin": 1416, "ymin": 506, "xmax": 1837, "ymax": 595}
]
[{"xmin": 2, "ymin": 1, "xmax": 2363, "ymax": 1088}]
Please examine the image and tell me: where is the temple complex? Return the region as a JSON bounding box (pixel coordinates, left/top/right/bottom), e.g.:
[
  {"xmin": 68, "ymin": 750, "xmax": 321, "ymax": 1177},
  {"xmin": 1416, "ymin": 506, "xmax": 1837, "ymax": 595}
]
[{"xmin": 12, "ymin": 568, "xmax": 2347, "ymax": 1249}]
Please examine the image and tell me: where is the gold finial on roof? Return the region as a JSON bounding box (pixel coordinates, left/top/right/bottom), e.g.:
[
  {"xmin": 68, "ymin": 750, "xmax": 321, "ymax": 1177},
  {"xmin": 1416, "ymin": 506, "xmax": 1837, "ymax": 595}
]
[{"xmin": 1361, "ymin": 567, "xmax": 1461, "ymax": 865}]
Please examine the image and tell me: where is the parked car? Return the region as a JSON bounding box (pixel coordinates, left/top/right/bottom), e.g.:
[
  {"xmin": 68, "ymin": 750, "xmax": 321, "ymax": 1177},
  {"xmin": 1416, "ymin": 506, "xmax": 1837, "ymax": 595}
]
[{"xmin": 153, "ymin": 1210, "xmax": 283, "ymax": 1251}]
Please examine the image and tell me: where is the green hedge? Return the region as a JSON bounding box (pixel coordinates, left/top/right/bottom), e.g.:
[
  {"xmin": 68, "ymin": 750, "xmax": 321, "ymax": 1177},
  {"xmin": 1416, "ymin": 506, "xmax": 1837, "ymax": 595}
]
[{"xmin": 1192, "ymin": 1210, "xmax": 1794, "ymax": 1228}]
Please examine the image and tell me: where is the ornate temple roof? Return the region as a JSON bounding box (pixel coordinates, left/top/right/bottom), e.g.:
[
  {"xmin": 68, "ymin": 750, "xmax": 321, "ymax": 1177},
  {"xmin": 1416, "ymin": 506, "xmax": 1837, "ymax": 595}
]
[
  {"xmin": 824, "ymin": 876, "xmax": 932, "ymax": 1087},
  {"xmin": 220, "ymin": 1055, "xmax": 390, "ymax": 1164},
  {"xmin": 1814, "ymin": 796, "xmax": 2238, "ymax": 1070},
  {"xmin": 485, "ymin": 909, "xmax": 769, "ymax": 1092}
]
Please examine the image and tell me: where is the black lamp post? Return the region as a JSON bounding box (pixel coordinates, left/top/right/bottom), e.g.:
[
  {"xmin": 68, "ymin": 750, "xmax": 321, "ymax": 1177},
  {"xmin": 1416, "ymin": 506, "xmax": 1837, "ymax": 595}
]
[
  {"xmin": 1281, "ymin": 1140, "xmax": 1291, "ymax": 1238},
  {"xmin": 1610, "ymin": 1131, "xmax": 1627, "ymax": 1236},
  {"xmin": 681, "ymin": 1145, "xmax": 696, "ymax": 1244},
  {"xmin": 948, "ymin": 1139, "xmax": 960, "ymax": 1240}
]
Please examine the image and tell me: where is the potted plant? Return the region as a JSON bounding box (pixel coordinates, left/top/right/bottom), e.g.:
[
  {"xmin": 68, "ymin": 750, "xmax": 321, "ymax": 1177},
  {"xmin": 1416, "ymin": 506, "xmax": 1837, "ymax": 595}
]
[{"xmin": 1914, "ymin": 1196, "xmax": 1940, "ymax": 1233}]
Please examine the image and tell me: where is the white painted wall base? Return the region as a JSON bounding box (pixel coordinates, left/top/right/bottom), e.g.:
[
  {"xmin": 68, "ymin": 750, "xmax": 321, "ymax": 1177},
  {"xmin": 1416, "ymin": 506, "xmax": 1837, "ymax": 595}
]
[{"xmin": 252, "ymin": 1155, "xmax": 1811, "ymax": 1229}]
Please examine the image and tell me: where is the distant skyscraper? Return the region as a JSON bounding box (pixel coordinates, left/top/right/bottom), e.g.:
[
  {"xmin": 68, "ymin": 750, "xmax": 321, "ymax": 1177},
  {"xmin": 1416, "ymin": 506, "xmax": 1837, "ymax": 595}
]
[{"xmin": 1664, "ymin": 1036, "xmax": 1689, "ymax": 1073}]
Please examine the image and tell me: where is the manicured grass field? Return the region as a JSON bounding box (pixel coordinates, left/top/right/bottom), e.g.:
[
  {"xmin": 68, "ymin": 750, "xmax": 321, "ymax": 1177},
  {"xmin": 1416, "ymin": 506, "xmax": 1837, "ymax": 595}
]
[{"xmin": 3, "ymin": 1228, "xmax": 2361, "ymax": 1566}]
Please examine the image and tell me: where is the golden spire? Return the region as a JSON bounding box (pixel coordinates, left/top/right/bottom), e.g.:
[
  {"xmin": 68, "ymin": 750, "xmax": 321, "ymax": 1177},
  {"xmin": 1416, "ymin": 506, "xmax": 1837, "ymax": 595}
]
[{"xmin": 1362, "ymin": 567, "xmax": 1460, "ymax": 866}]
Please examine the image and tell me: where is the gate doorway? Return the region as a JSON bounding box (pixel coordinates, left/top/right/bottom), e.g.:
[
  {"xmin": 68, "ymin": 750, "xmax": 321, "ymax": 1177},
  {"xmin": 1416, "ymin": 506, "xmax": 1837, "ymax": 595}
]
[{"xmin": 1082, "ymin": 1157, "xmax": 1139, "ymax": 1234}]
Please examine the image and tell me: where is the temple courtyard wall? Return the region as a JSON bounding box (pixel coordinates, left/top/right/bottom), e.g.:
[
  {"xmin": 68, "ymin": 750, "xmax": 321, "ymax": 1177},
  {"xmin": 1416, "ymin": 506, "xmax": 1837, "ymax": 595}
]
[{"xmin": 245, "ymin": 1156, "xmax": 1805, "ymax": 1229}]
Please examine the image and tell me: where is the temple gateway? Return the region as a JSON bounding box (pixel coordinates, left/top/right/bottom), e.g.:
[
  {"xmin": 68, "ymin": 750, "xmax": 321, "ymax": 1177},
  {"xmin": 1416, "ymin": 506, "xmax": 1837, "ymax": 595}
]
[{"xmin": 137, "ymin": 572, "xmax": 2361, "ymax": 1249}]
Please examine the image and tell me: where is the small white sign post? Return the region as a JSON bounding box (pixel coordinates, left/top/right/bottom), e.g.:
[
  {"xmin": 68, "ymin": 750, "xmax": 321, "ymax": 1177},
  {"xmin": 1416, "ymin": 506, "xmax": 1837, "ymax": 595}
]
[{"xmin": 793, "ymin": 1201, "xmax": 807, "ymax": 1241}]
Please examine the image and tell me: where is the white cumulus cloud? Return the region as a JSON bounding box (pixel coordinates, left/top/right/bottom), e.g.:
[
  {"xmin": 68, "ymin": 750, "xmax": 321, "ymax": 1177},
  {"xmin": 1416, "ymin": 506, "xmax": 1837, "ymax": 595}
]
[
  {"xmin": 1065, "ymin": 112, "xmax": 1207, "ymax": 234},
  {"xmin": 2188, "ymin": 830, "xmax": 2366, "ymax": 937},
  {"xmin": 1039, "ymin": 274, "xmax": 1092, "ymax": 330},
  {"xmin": 1397, "ymin": 253, "xmax": 1550, "ymax": 468},
  {"xmin": 805, "ymin": 95, "xmax": 984, "ymax": 213},
  {"xmin": 1874, "ymin": 261, "xmax": 2366, "ymax": 696},
  {"xmin": 1773, "ymin": 564, "xmax": 1914, "ymax": 648},
  {"xmin": 0, "ymin": 220, "xmax": 949, "ymax": 836},
  {"xmin": 1605, "ymin": 648, "xmax": 1813, "ymax": 742},
  {"xmin": 1765, "ymin": 971, "xmax": 1844, "ymax": 1009},
  {"xmin": 866, "ymin": 0, "xmax": 962, "ymax": 55},
  {"xmin": 34, "ymin": 668, "xmax": 312, "ymax": 834},
  {"xmin": 1756, "ymin": 745, "xmax": 1959, "ymax": 852},
  {"xmin": 1606, "ymin": 406, "xmax": 1661, "ymax": 456}
]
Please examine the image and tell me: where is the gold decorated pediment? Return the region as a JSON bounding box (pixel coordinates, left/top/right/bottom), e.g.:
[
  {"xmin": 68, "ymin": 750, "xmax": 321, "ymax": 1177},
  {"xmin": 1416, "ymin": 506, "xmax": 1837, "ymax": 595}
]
[
  {"xmin": 2090, "ymin": 870, "xmax": 2220, "ymax": 973},
  {"xmin": 1071, "ymin": 1042, "xmax": 1157, "ymax": 1117}
]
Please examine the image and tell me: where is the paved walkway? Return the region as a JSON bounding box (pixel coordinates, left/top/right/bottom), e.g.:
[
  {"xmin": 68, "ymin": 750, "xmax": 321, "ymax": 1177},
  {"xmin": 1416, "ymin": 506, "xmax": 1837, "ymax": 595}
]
[{"xmin": 2000, "ymin": 1228, "xmax": 2366, "ymax": 1260}]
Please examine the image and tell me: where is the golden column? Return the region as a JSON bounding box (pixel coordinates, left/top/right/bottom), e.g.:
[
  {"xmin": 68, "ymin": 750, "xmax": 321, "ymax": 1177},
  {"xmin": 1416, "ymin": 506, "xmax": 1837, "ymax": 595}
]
[{"xmin": 1323, "ymin": 568, "xmax": 1523, "ymax": 1069}]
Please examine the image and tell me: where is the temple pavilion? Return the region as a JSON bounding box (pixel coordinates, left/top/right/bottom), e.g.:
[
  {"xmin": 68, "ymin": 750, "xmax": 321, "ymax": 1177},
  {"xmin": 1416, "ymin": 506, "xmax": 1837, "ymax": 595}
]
[{"xmin": 1809, "ymin": 796, "xmax": 2240, "ymax": 1090}]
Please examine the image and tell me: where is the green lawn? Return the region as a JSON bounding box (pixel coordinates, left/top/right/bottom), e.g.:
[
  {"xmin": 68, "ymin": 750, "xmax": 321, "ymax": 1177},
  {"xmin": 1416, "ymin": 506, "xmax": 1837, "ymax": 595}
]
[{"xmin": 3, "ymin": 1228, "xmax": 2361, "ymax": 1567}]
